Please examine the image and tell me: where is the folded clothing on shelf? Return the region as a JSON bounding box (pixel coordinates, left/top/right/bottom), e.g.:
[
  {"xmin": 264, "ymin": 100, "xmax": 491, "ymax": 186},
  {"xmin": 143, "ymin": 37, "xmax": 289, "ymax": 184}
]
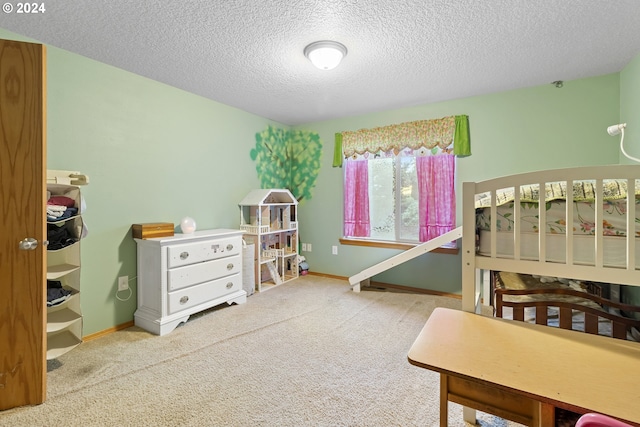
[{"xmin": 47, "ymin": 280, "xmax": 72, "ymax": 307}]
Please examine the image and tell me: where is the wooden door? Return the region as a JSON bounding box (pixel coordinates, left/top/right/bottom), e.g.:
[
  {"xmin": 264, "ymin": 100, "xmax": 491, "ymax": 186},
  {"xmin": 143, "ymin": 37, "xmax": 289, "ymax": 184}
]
[{"xmin": 0, "ymin": 39, "xmax": 47, "ymax": 409}]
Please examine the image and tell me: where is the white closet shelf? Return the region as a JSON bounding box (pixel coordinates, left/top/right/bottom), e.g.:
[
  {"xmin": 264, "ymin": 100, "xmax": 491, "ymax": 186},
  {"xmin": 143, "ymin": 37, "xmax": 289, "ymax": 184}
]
[
  {"xmin": 46, "ymin": 308, "xmax": 81, "ymax": 333},
  {"xmin": 46, "ymin": 264, "xmax": 80, "ymax": 280},
  {"xmin": 46, "ymin": 241, "xmax": 80, "ymax": 253},
  {"xmin": 47, "ymin": 214, "xmax": 81, "ymax": 225},
  {"xmin": 46, "ymin": 330, "xmax": 81, "ymax": 360},
  {"xmin": 46, "ymin": 180, "xmax": 85, "ymax": 360}
]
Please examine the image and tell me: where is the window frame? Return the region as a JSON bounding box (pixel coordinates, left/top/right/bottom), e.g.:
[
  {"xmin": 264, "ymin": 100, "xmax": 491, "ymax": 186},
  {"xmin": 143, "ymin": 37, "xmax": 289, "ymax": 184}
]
[
  {"xmin": 338, "ymin": 236, "xmax": 458, "ymax": 254},
  {"xmin": 342, "ymin": 152, "xmax": 458, "ymax": 252}
]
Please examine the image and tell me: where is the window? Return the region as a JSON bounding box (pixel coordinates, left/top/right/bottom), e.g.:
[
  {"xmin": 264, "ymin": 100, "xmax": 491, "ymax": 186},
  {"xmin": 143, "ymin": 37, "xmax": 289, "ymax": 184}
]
[
  {"xmin": 344, "ymin": 149, "xmax": 456, "ymax": 246},
  {"xmin": 338, "ymin": 115, "xmax": 469, "ymax": 247},
  {"xmin": 369, "ymin": 154, "xmax": 419, "ymax": 241}
]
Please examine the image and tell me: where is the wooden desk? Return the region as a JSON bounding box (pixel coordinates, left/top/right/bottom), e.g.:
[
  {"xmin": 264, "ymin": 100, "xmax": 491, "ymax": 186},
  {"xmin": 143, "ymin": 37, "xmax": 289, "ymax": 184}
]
[{"xmin": 407, "ymin": 307, "xmax": 640, "ymax": 427}]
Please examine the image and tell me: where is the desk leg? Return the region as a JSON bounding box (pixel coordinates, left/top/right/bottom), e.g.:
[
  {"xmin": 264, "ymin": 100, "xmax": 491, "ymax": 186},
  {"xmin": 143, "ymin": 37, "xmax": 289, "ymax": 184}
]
[
  {"xmin": 534, "ymin": 402, "xmax": 555, "ymax": 427},
  {"xmin": 440, "ymin": 373, "xmax": 448, "ymax": 427},
  {"xmin": 440, "ymin": 373, "xmax": 478, "ymax": 426}
]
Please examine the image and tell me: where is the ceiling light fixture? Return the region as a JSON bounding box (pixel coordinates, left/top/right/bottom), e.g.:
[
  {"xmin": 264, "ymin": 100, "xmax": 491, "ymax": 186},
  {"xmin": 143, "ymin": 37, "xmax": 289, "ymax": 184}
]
[{"xmin": 304, "ymin": 40, "xmax": 347, "ymax": 71}]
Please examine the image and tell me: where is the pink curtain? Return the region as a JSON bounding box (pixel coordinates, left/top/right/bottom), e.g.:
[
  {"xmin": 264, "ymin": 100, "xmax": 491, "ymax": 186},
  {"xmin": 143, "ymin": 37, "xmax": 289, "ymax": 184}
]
[
  {"xmin": 416, "ymin": 154, "xmax": 455, "ymax": 242},
  {"xmin": 344, "ymin": 159, "xmax": 370, "ymax": 237}
]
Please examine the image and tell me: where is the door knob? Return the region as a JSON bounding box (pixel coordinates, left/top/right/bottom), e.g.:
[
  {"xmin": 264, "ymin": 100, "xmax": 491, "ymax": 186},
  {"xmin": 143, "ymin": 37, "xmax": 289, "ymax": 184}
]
[{"xmin": 19, "ymin": 238, "xmax": 38, "ymax": 250}]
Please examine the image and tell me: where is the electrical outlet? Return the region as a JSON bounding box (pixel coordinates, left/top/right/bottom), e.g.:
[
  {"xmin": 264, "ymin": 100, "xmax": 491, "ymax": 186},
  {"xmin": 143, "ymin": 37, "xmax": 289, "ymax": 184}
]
[
  {"xmin": 307, "ymin": 243, "xmax": 312, "ymax": 252},
  {"xmin": 118, "ymin": 276, "xmax": 129, "ymax": 291},
  {"xmin": 332, "ymin": 245, "xmax": 338, "ymax": 255},
  {"xmin": 302, "ymin": 243, "xmax": 307, "ymax": 251}
]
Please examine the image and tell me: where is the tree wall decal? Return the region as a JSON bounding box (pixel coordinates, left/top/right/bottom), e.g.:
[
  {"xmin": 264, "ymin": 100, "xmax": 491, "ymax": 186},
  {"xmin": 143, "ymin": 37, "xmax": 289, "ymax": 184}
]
[{"xmin": 250, "ymin": 125, "xmax": 322, "ymax": 203}]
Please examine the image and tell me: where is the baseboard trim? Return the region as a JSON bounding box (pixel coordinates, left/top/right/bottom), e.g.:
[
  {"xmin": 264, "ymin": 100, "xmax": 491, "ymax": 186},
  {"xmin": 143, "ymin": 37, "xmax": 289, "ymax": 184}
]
[
  {"xmin": 367, "ymin": 281, "xmax": 462, "ymax": 299},
  {"xmin": 308, "ymin": 271, "xmax": 461, "ymax": 299},
  {"xmin": 307, "ymin": 271, "xmax": 349, "ymax": 281},
  {"xmin": 83, "ymin": 321, "xmax": 135, "ymax": 342}
]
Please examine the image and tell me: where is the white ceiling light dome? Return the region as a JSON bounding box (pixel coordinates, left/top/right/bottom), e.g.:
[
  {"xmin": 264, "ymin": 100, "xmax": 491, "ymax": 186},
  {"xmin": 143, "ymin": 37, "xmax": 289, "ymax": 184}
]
[{"xmin": 304, "ymin": 41, "xmax": 347, "ymax": 70}]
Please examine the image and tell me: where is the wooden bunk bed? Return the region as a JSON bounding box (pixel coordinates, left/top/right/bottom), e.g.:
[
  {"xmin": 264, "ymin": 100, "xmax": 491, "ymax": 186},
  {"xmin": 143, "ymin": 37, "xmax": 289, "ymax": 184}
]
[
  {"xmin": 461, "ymin": 165, "xmax": 640, "ymax": 338},
  {"xmin": 492, "ymin": 271, "xmax": 640, "ymax": 339}
]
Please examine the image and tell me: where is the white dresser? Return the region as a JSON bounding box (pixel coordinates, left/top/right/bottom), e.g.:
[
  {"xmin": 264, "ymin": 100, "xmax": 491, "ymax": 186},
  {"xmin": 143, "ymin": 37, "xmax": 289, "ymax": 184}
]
[{"xmin": 134, "ymin": 229, "xmax": 247, "ymax": 335}]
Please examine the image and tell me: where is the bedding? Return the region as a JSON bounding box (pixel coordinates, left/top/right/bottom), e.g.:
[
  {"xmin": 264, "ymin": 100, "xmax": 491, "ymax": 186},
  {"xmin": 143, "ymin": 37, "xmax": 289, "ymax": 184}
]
[
  {"xmin": 474, "ymin": 179, "xmax": 640, "ymax": 266},
  {"xmin": 474, "ymin": 179, "xmax": 640, "ymax": 207},
  {"xmin": 475, "ymin": 179, "xmax": 640, "ymax": 237},
  {"xmin": 476, "ymin": 197, "xmax": 638, "ymax": 237},
  {"xmin": 476, "ymin": 229, "xmax": 640, "ymax": 267}
]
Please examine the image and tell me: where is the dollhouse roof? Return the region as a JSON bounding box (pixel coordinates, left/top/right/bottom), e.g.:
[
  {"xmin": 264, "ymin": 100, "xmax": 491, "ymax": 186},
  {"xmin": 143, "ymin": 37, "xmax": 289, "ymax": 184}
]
[{"xmin": 239, "ymin": 189, "xmax": 298, "ymax": 206}]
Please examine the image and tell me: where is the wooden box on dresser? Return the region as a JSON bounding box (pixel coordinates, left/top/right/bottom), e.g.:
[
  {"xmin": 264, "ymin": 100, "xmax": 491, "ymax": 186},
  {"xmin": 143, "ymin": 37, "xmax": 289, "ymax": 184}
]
[{"xmin": 134, "ymin": 229, "xmax": 247, "ymax": 336}]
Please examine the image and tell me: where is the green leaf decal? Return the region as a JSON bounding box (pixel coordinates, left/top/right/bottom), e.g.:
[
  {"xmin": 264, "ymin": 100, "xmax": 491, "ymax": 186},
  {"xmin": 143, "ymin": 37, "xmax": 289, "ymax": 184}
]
[{"xmin": 251, "ymin": 126, "xmax": 323, "ymax": 203}]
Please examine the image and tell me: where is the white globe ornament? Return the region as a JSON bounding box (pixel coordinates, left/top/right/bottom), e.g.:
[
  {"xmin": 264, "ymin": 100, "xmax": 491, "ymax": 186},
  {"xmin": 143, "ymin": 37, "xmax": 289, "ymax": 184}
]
[{"xmin": 180, "ymin": 217, "xmax": 197, "ymax": 234}]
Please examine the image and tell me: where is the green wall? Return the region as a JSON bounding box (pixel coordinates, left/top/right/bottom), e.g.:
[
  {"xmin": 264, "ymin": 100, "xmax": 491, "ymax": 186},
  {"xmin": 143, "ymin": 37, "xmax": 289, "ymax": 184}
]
[
  {"xmin": 0, "ymin": 29, "xmax": 277, "ymax": 335},
  {"xmin": 297, "ymin": 74, "xmax": 621, "ymax": 293},
  {"xmin": 1, "ymin": 27, "xmax": 633, "ymax": 335},
  {"xmin": 47, "ymin": 53, "xmax": 280, "ymax": 335},
  {"xmin": 620, "ymin": 52, "xmax": 640, "ymax": 164}
]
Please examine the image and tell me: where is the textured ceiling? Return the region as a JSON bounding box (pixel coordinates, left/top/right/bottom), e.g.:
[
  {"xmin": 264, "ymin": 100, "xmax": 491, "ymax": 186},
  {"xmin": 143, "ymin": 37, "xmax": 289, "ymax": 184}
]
[{"xmin": 1, "ymin": 1, "xmax": 639, "ymax": 125}]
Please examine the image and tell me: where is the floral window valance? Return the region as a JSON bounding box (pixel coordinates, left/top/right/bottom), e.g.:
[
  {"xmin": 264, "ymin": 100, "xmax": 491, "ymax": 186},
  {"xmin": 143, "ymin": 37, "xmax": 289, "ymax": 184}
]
[{"xmin": 333, "ymin": 115, "xmax": 470, "ymax": 167}]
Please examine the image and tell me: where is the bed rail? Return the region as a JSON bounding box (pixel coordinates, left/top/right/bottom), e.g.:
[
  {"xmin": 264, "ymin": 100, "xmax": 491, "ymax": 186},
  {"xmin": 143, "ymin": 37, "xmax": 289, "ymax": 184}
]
[
  {"xmin": 462, "ymin": 165, "xmax": 640, "ymax": 313},
  {"xmin": 493, "ymin": 271, "xmax": 640, "ymax": 340}
]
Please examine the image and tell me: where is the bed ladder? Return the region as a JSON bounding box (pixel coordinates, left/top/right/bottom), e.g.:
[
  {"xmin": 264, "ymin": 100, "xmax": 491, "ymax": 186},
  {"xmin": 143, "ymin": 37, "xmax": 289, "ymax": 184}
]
[{"xmin": 348, "ymin": 227, "xmax": 463, "ymax": 292}]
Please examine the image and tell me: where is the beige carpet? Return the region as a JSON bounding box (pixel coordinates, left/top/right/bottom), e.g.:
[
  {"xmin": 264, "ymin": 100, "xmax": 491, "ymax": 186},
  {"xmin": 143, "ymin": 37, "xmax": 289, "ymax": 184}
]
[{"xmin": 1, "ymin": 275, "xmax": 518, "ymax": 427}]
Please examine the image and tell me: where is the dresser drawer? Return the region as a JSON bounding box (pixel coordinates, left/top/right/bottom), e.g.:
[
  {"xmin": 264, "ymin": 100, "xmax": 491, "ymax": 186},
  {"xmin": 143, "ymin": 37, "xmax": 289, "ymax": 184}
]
[
  {"xmin": 167, "ymin": 236, "xmax": 241, "ymax": 268},
  {"xmin": 168, "ymin": 274, "xmax": 241, "ymax": 315},
  {"xmin": 167, "ymin": 255, "xmax": 241, "ymax": 291}
]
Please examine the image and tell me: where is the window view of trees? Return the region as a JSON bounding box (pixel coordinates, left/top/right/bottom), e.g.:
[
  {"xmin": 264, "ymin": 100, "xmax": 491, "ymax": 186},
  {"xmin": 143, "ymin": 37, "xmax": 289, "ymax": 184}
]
[
  {"xmin": 368, "ymin": 156, "xmax": 419, "ymax": 242},
  {"xmin": 369, "ymin": 157, "xmax": 394, "ymax": 239},
  {"xmin": 399, "ymin": 157, "xmax": 419, "ymax": 241}
]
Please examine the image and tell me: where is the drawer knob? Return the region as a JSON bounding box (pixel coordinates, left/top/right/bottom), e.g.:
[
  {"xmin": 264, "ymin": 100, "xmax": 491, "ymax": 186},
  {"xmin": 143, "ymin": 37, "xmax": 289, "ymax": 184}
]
[
  {"xmin": 226, "ymin": 282, "xmax": 233, "ymax": 289},
  {"xmin": 180, "ymin": 251, "xmax": 189, "ymax": 260},
  {"xmin": 226, "ymin": 244, "xmax": 233, "ymax": 251},
  {"xmin": 227, "ymin": 263, "xmax": 234, "ymax": 270},
  {"xmin": 180, "ymin": 296, "xmax": 189, "ymax": 305}
]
